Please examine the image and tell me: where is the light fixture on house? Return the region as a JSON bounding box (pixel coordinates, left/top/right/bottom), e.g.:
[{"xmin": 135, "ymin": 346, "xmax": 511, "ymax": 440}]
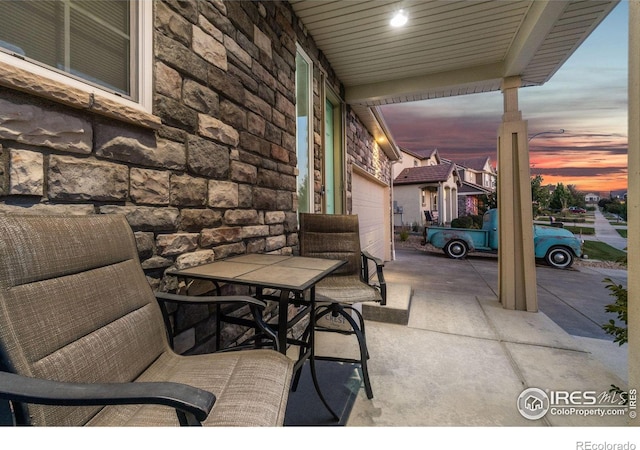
[{"xmin": 390, "ymin": 9, "xmax": 408, "ymax": 27}]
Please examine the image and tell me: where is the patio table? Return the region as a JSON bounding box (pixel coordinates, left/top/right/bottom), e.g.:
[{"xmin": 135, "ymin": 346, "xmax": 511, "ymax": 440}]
[{"xmin": 168, "ymin": 253, "xmax": 346, "ymax": 419}]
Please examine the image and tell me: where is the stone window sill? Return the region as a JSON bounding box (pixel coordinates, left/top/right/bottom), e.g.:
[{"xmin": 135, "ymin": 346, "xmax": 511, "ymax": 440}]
[{"xmin": 0, "ymin": 64, "xmax": 161, "ymax": 130}]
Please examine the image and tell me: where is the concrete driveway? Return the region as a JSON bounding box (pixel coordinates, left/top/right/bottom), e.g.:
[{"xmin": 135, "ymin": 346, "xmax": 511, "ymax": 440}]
[
  {"xmin": 453, "ymin": 249, "xmax": 628, "ymax": 341},
  {"xmin": 337, "ymin": 246, "xmax": 629, "ymax": 426}
]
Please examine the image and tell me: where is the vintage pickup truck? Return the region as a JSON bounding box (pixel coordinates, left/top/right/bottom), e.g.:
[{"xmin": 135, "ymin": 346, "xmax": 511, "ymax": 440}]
[{"xmin": 422, "ymin": 209, "xmax": 583, "ymax": 269}]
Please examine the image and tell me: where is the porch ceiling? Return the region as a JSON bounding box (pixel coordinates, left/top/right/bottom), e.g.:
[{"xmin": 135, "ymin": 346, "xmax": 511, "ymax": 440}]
[{"xmin": 290, "ymin": 1, "xmax": 618, "ymax": 159}]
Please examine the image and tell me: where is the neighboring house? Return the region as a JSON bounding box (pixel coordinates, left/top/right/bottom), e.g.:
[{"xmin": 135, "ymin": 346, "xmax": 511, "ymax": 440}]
[
  {"xmin": 546, "ymin": 184, "xmax": 557, "ymax": 198},
  {"xmin": 453, "ymin": 156, "xmax": 496, "ymax": 191},
  {"xmin": 450, "ymin": 156, "xmax": 496, "ymax": 216},
  {"xmin": 585, "ymin": 193, "xmax": 600, "ymax": 204},
  {"xmin": 393, "ymin": 149, "xmax": 459, "ymax": 226},
  {"xmin": 0, "ymin": 1, "xmax": 396, "ymax": 352},
  {"xmin": 610, "ymin": 190, "xmax": 628, "ymax": 201},
  {"xmin": 457, "ymin": 182, "xmax": 493, "ymax": 217},
  {"xmin": 393, "ymin": 147, "xmax": 440, "ymax": 174},
  {"xmin": 392, "ymin": 149, "xmax": 495, "ymax": 225}
]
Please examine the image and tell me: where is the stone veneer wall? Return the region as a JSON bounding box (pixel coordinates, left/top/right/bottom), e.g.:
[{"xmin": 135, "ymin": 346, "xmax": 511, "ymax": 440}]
[
  {"xmin": 0, "ymin": 0, "xmax": 390, "ymax": 354},
  {"xmin": 345, "ymin": 107, "xmax": 393, "ymax": 213}
]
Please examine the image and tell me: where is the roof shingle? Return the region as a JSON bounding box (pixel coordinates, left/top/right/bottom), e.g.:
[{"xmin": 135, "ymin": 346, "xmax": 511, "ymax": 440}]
[{"xmin": 393, "ymin": 162, "xmax": 455, "ymax": 185}]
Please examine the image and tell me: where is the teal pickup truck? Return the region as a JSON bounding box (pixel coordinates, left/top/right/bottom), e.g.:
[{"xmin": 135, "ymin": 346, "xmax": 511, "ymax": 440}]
[{"xmin": 422, "ymin": 209, "xmax": 583, "ymax": 269}]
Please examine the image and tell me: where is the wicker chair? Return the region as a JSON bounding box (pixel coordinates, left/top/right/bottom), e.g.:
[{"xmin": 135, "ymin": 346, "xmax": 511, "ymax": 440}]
[
  {"xmin": 298, "ymin": 213, "xmax": 386, "ymax": 399},
  {"xmin": 0, "ymin": 214, "xmax": 293, "ymax": 426}
]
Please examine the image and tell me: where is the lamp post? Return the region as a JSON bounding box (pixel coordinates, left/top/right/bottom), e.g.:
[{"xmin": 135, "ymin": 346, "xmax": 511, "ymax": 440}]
[{"xmin": 528, "ymin": 129, "xmax": 565, "ymax": 141}]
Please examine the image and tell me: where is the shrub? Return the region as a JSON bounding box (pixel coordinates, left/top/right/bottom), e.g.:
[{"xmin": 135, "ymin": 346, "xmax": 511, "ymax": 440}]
[
  {"xmin": 602, "ymin": 278, "xmax": 627, "ymax": 346},
  {"xmin": 451, "ymin": 216, "xmax": 474, "ymax": 228},
  {"xmin": 601, "ymin": 256, "xmax": 627, "ymax": 397},
  {"xmin": 470, "ymin": 214, "xmax": 483, "ymax": 229}
]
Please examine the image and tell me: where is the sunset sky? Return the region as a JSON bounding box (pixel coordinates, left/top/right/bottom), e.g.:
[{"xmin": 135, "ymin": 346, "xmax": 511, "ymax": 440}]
[{"xmin": 380, "ymin": 1, "xmax": 628, "ymax": 196}]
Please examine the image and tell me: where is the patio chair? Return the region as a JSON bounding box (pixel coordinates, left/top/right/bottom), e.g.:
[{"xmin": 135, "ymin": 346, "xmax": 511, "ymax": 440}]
[
  {"xmin": 298, "ymin": 213, "xmax": 386, "ymax": 399},
  {"xmin": 0, "ymin": 214, "xmax": 293, "ymax": 426}
]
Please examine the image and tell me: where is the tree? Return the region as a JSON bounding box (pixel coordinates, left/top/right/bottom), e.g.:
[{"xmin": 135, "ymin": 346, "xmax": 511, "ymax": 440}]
[
  {"xmin": 566, "ymin": 184, "xmax": 586, "ymax": 208},
  {"xmin": 531, "ymin": 175, "xmax": 550, "ymax": 214},
  {"xmin": 549, "ymin": 182, "xmax": 570, "ymax": 210},
  {"xmin": 604, "ymin": 199, "xmax": 627, "ymax": 221}
]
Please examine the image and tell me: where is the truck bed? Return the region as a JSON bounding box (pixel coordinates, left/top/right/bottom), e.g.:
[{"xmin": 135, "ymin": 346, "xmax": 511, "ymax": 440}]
[{"xmin": 425, "ymin": 226, "xmax": 492, "ymax": 251}]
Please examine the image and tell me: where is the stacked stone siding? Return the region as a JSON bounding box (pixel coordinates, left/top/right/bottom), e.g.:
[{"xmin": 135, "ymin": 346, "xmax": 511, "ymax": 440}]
[
  {"xmin": 0, "ymin": 0, "xmax": 390, "ymax": 354},
  {"xmin": 345, "ymin": 107, "xmax": 393, "ymax": 212}
]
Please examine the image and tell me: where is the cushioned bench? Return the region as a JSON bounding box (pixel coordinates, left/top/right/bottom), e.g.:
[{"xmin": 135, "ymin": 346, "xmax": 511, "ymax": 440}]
[{"xmin": 0, "ymin": 214, "xmax": 293, "ymax": 426}]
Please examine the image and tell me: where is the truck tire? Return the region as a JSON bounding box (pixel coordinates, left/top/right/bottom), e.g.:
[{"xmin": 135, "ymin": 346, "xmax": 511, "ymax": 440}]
[
  {"xmin": 545, "ymin": 246, "xmax": 574, "ymax": 269},
  {"xmin": 444, "ymin": 239, "xmax": 468, "ymax": 259}
]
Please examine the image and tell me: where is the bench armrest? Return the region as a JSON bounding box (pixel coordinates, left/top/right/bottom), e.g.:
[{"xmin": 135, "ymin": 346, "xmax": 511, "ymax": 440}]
[
  {"xmin": 362, "ymin": 250, "xmax": 384, "ymax": 267},
  {"xmin": 361, "ymin": 251, "xmax": 387, "ymax": 305},
  {"xmin": 154, "ymin": 291, "xmax": 266, "ymax": 309},
  {"xmin": 0, "ymin": 371, "xmax": 215, "ymax": 426},
  {"xmin": 154, "ymin": 292, "xmax": 278, "ymax": 351}
]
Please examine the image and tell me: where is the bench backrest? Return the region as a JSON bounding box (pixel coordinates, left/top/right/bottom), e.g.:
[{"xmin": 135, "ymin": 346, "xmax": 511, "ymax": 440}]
[
  {"xmin": 299, "ymin": 214, "xmax": 362, "ymax": 276},
  {"xmin": 0, "ymin": 214, "xmax": 168, "ymax": 425}
]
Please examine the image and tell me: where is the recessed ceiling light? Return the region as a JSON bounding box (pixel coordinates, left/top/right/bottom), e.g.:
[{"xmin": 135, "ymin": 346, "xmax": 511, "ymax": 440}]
[{"xmin": 390, "ymin": 9, "xmax": 408, "ymax": 27}]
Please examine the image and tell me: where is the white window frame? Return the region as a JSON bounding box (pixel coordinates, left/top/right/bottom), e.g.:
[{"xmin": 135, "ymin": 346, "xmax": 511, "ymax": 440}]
[
  {"xmin": 296, "ymin": 45, "xmax": 314, "ymax": 214},
  {"xmin": 323, "ymin": 83, "xmax": 345, "ymax": 215},
  {"xmin": 0, "ymin": 1, "xmax": 153, "ymax": 113}
]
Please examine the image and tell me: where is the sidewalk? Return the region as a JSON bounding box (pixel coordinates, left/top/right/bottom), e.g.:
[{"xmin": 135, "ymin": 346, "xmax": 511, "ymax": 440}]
[
  {"xmin": 592, "ymin": 208, "xmax": 628, "ymax": 251},
  {"xmin": 316, "ymin": 247, "xmax": 630, "ymax": 426}
]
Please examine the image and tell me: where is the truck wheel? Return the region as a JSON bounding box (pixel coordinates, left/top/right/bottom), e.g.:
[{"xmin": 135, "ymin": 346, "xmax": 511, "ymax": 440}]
[
  {"xmin": 444, "ymin": 240, "xmax": 468, "ymax": 259},
  {"xmin": 545, "ymin": 246, "xmax": 574, "ymax": 269}
]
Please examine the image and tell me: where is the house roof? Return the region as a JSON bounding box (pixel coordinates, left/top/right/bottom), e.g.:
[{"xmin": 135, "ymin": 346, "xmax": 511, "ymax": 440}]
[
  {"xmin": 455, "ymin": 156, "xmax": 493, "ymax": 172},
  {"xmin": 290, "ymin": 1, "xmax": 618, "ymax": 159},
  {"xmin": 393, "ymin": 162, "xmax": 456, "ymax": 186},
  {"xmin": 398, "ymin": 146, "xmax": 427, "ymax": 161},
  {"xmin": 399, "ymin": 147, "xmax": 442, "ymax": 164},
  {"xmin": 459, "ymin": 181, "xmax": 493, "ymax": 195}
]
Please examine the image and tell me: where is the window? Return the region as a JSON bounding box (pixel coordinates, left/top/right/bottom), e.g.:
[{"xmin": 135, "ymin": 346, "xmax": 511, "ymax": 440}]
[
  {"xmin": 324, "ymin": 98, "xmax": 335, "ymax": 214},
  {"xmin": 296, "ymin": 47, "xmax": 313, "ymax": 214},
  {"xmin": 324, "ymin": 88, "xmax": 344, "ymax": 214},
  {"xmin": 0, "ymin": 0, "xmax": 152, "ymax": 111}
]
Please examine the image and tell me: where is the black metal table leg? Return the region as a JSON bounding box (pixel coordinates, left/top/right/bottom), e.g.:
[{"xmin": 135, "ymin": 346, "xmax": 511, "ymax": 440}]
[{"xmin": 306, "ymin": 286, "xmax": 339, "ymax": 421}]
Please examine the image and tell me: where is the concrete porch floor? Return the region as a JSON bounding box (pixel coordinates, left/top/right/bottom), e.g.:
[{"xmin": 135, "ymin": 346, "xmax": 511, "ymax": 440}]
[{"xmin": 315, "ymin": 247, "xmax": 630, "ymax": 427}]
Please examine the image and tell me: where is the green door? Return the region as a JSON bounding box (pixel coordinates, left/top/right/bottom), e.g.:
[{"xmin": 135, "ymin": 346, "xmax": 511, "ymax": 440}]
[{"xmin": 325, "ymin": 98, "xmax": 335, "ymax": 214}]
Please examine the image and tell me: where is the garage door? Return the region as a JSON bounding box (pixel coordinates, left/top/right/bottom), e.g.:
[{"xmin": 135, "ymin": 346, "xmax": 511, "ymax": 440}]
[{"xmin": 352, "ymin": 170, "xmax": 390, "ymax": 262}]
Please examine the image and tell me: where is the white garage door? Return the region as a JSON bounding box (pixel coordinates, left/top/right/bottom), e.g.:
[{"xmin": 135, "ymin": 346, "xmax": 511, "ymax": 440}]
[{"xmin": 352, "ymin": 170, "xmax": 390, "ymax": 262}]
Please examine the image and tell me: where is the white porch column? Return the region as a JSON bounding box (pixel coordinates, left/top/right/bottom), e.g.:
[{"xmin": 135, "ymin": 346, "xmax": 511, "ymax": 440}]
[
  {"xmin": 437, "ymin": 182, "xmax": 444, "ymax": 224},
  {"xmin": 628, "ymin": 0, "xmax": 639, "ymax": 425},
  {"xmin": 445, "ymin": 187, "xmax": 451, "ymax": 223},
  {"xmin": 497, "ymin": 76, "xmax": 538, "ymax": 311},
  {"xmin": 453, "ymin": 187, "xmax": 458, "ymax": 219}
]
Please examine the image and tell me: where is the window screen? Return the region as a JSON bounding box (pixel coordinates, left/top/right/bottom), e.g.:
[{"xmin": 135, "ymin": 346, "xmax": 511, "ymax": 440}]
[
  {"xmin": 0, "ymin": 0, "xmax": 132, "ymax": 96},
  {"xmin": 296, "ymin": 49, "xmax": 313, "ymax": 214}
]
